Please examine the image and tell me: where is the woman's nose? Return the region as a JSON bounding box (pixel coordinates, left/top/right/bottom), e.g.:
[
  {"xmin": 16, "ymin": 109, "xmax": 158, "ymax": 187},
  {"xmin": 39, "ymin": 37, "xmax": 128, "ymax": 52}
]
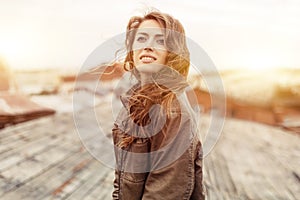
[
  {"xmin": 144, "ymin": 38, "xmax": 155, "ymax": 51},
  {"xmin": 144, "ymin": 46, "xmax": 153, "ymax": 51}
]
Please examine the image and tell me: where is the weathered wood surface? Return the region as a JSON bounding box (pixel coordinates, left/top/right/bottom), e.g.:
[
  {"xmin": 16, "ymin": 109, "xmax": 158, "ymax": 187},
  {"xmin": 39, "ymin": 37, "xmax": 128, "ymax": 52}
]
[
  {"xmin": 0, "ymin": 100, "xmax": 299, "ymax": 200},
  {"xmin": 0, "ymin": 93, "xmax": 55, "ymax": 128}
]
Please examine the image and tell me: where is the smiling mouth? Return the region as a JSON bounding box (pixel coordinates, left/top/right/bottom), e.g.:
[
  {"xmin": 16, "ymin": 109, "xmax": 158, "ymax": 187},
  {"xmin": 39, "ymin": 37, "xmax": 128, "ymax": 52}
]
[{"xmin": 140, "ymin": 56, "xmax": 157, "ymax": 63}]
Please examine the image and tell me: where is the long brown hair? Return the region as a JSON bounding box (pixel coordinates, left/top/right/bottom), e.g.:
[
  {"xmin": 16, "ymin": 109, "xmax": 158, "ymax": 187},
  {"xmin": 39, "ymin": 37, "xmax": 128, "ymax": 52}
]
[{"xmin": 118, "ymin": 11, "xmax": 190, "ymax": 148}]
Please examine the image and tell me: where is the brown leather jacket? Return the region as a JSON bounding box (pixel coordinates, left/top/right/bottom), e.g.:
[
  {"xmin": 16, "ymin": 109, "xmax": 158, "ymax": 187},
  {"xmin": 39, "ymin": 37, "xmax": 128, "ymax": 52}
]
[{"xmin": 112, "ymin": 86, "xmax": 205, "ymax": 200}]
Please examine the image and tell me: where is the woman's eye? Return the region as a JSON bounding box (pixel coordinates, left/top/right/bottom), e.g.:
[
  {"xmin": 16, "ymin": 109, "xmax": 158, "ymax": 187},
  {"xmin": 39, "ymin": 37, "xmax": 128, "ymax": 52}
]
[
  {"xmin": 156, "ymin": 39, "xmax": 165, "ymax": 45},
  {"xmin": 137, "ymin": 36, "xmax": 147, "ymax": 42}
]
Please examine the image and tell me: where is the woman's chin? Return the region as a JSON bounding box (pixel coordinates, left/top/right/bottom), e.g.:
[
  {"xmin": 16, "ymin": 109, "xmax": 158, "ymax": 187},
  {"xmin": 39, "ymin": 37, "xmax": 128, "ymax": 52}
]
[{"xmin": 136, "ymin": 63, "xmax": 165, "ymax": 74}]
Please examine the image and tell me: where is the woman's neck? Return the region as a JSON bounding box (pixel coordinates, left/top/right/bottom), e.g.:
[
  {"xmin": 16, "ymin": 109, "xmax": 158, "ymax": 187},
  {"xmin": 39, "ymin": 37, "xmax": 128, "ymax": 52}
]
[{"xmin": 140, "ymin": 73, "xmax": 153, "ymax": 88}]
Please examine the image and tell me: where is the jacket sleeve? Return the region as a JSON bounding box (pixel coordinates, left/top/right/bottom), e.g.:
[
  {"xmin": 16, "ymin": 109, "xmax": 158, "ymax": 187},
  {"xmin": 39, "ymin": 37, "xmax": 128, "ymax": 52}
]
[
  {"xmin": 141, "ymin": 113, "xmax": 205, "ymax": 200},
  {"xmin": 112, "ymin": 123, "xmax": 121, "ymax": 200},
  {"xmin": 112, "ymin": 123, "xmax": 150, "ymax": 200},
  {"xmin": 190, "ymin": 140, "xmax": 205, "ymax": 200},
  {"xmin": 112, "ymin": 169, "xmax": 120, "ymax": 200}
]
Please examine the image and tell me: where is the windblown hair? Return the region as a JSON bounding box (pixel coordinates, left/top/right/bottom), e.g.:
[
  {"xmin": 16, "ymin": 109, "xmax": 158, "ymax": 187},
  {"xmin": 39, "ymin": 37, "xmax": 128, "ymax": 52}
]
[
  {"xmin": 124, "ymin": 11, "xmax": 190, "ymax": 77},
  {"xmin": 119, "ymin": 11, "xmax": 190, "ymax": 148}
]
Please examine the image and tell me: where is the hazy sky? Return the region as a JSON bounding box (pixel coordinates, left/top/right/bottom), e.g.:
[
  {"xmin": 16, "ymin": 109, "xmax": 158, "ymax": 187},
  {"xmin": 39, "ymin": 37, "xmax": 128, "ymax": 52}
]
[{"xmin": 0, "ymin": 0, "xmax": 300, "ymax": 71}]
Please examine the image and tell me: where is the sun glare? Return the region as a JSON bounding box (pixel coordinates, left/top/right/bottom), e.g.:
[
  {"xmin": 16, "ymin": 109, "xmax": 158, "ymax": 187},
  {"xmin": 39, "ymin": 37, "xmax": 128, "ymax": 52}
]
[
  {"xmin": 0, "ymin": 39, "xmax": 23, "ymax": 61},
  {"xmin": 0, "ymin": 30, "xmax": 39, "ymax": 70},
  {"xmin": 235, "ymin": 51, "xmax": 290, "ymax": 71}
]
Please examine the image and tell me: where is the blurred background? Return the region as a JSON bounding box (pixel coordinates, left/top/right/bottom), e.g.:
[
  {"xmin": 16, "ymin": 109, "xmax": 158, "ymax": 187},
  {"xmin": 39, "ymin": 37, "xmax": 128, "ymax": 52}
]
[
  {"xmin": 1, "ymin": 0, "xmax": 299, "ymax": 131},
  {"xmin": 0, "ymin": 1, "xmax": 300, "ymax": 199}
]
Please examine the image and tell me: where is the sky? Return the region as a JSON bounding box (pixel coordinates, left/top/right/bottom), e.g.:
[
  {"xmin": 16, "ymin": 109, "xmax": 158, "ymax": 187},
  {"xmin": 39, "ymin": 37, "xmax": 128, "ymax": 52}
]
[{"xmin": 0, "ymin": 0, "xmax": 300, "ymax": 72}]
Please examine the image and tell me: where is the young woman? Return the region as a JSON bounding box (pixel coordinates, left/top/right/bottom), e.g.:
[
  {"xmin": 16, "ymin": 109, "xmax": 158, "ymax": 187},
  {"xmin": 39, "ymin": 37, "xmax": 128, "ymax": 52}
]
[{"xmin": 112, "ymin": 11, "xmax": 205, "ymax": 200}]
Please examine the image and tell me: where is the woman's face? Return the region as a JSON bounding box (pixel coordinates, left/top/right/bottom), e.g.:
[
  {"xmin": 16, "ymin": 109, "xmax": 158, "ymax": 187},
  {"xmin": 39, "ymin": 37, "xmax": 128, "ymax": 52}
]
[{"xmin": 132, "ymin": 19, "xmax": 168, "ymax": 74}]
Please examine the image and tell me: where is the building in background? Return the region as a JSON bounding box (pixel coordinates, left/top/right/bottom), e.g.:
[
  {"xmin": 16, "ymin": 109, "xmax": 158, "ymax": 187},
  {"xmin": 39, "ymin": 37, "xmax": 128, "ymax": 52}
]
[
  {"xmin": 0, "ymin": 57, "xmax": 18, "ymax": 93},
  {"xmin": 0, "ymin": 57, "xmax": 55, "ymax": 129}
]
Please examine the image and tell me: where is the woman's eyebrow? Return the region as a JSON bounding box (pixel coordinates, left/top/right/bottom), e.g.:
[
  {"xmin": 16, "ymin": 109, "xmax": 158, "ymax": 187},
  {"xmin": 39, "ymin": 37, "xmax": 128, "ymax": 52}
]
[
  {"xmin": 136, "ymin": 32, "xmax": 148, "ymax": 36},
  {"xmin": 136, "ymin": 32, "xmax": 164, "ymax": 37},
  {"xmin": 155, "ymin": 34, "xmax": 164, "ymax": 38}
]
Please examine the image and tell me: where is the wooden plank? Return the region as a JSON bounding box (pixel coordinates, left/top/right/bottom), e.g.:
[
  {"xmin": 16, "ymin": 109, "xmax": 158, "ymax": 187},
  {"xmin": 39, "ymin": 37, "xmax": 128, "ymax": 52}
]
[
  {"xmin": 48, "ymin": 158, "xmax": 96, "ymax": 200},
  {"xmin": 216, "ymin": 119, "xmax": 300, "ymax": 200},
  {"xmin": 66, "ymin": 161, "xmax": 112, "ymax": 200},
  {"xmin": 211, "ymin": 152, "xmax": 237, "ymax": 194},
  {"xmin": 218, "ymin": 133, "xmax": 272, "ymax": 200},
  {"xmin": 0, "ymin": 133, "xmax": 67, "ymax": 171},
  {"xmin": 1, "ymin": 144, "xmax": 76, "ymax": 184},
  {"xmin": 84, "ymin": 170, "xmax": 114, "ymax": 200},
  {"xmin": 1, "ymin": 100, "xmax": 299, "ymax": 200},
  {"xmin": 0, "ymin": 117, "xmax": 51, "ymax": 138},
  {"xmin": 0, "ymin": 140, "xmax": 82, "ymax": 195},
  {"xmin": 0, "ymin": 150, "xmax": 91, "ymax": 199},
  {"xmin": 0, "ymin": 119, "xmax": 58, "ymax": 154}
]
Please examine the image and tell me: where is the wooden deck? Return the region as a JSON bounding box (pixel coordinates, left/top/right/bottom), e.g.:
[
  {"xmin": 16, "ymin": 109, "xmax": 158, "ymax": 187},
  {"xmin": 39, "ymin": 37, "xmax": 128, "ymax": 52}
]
[{"xmin": 0, "ymin": 101, "xmax": 299, "ymax": 200}]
